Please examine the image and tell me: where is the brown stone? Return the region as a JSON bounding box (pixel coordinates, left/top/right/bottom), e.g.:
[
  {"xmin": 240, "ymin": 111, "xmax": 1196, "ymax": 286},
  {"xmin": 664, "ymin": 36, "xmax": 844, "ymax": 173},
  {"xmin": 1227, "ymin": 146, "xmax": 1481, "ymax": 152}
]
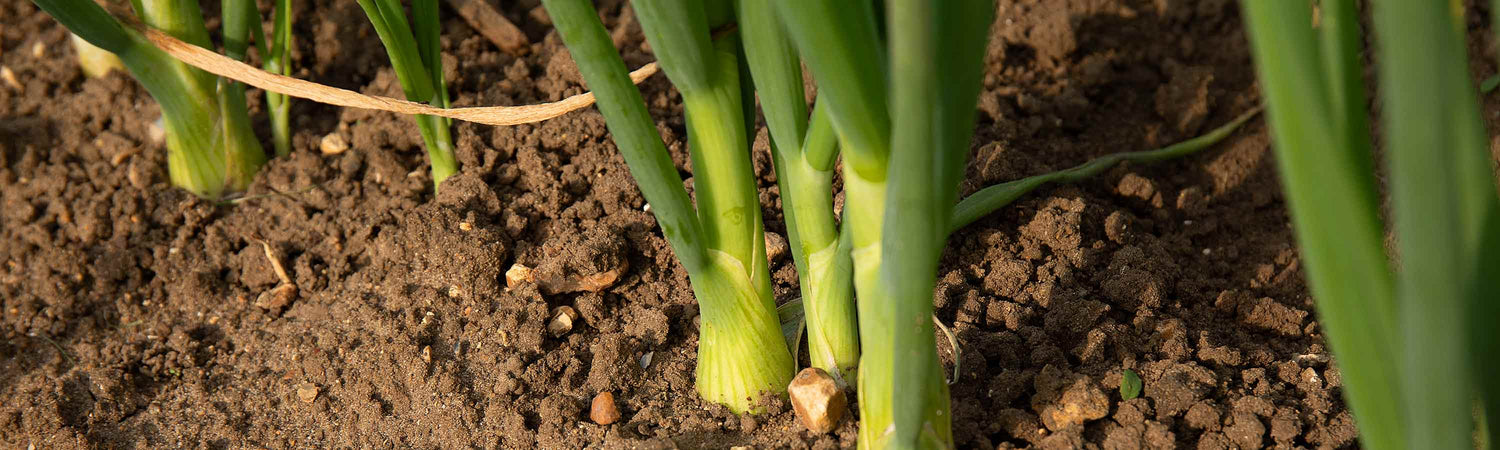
[
  {"xmin": 787, "ymin": 367, "xmax": 846, "ymax": 434},
  {"xmin": 590, "ymin": 391, "xmax": 621, "ymax": 425},
  {"xmin": 505, "ymin": 263, "xmax": 534, "ymax": 289}
]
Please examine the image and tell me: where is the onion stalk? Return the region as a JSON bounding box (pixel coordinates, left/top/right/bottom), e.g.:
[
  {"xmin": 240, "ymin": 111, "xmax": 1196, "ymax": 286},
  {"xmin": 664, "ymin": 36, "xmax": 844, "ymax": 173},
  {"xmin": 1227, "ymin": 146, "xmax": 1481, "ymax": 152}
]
[
  {"xmin": 1243, "ymin": 0, "xmax": 1500, "ymax": 448},
  {"xmin": 356, "ymin": 0, "xmax": 457, "ymax": 190},
  {"xmin": 543, "ymin": 0, "xmax": 793, "ymax": 413},
  {"xmin": 34, "ymin": 0, "xmax": 267, "ymax": 199},
  {"xmin": 736, "ymin": 0, "xmax": 859, "ymax": 383},
  {"xmin": 771, "ymin": 0, "xmax": 991, "ymax": 446}
]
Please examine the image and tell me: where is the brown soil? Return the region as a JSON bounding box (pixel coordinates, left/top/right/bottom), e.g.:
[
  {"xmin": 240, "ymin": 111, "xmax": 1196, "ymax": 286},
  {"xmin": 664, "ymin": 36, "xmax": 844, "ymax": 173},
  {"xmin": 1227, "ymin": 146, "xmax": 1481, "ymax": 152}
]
[{"xmin": 8, "ymin": 0, "xmax": 1491, "ymax": 448}]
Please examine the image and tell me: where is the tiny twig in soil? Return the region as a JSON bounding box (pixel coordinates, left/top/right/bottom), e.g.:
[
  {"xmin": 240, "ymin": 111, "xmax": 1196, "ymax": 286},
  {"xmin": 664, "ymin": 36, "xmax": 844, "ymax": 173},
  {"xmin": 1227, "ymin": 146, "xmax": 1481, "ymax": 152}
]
[
  {"xmin": 259, "ymin": 240, "xmax": 292, "ymax": 285},
  {"xmin": 933, "ymin": 315, "xmax": 961, "ymax": 385},
  {"xmin": 444, "ymin": 0, "xmax": 529, "ymax": 55}
]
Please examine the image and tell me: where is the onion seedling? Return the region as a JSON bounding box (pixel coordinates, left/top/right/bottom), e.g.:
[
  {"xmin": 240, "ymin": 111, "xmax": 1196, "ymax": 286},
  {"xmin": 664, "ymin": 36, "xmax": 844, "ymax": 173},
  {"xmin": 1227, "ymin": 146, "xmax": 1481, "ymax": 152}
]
[
  {"xmin": 33, "ymin": 0, "xmax": 268, "ymax": 199},
  {"xmin": 356, "ymin": 0, "xmax": 457, "ymax": 190},
  {"xmin": 236, "ymin": 0, "xmax": 294, "ymax": 156},
  {"xmin": 771, "ymin": 0, "xmax": 992, "ymax": 446},
  {"xmin": 265, "ymin": 0, "xmax": 293, "ymax": 156},
  {"xmin": 737, "ymin": 0, "xmax": 858, "ymax": 382},
  {"xmin": 1243, "ymin": 0, "xmax": 1500, "ymax": 448},
  {"xmin": 543, "ymin": 0, "xmax": 794, "ymax": 413}
]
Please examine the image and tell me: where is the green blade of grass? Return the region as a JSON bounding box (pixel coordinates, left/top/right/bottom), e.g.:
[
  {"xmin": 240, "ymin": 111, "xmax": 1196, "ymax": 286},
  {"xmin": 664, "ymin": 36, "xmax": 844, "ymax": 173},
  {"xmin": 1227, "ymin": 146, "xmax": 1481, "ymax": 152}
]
[
  {"xmin": 1472, "ymin": 205, "xmax": 1500, "ymax": 446},
  {"xmin": 802, "ymin": 100, "xmax": 839, "ymax": 172},
  {"xmin": 139, "ymin": 0, "xmax": 214, "ymax": 51},
  {"xmin": 549, "ymin": 0, "xmax": 793, "ymax": 413},
  {"xmin": 948, "ymin": 108, "xmax": 1259, "ymax": 233},
  {"xmin": 357, "ymin": 0, "xmax": 435, "ymax": 104},
  {"xmin": 413, "ymin": 0, "xmax": 449, "ymax": 111},
  {"xmin": 36, "ymin": 0, "xmax": 136, "ymax": 54},
  {"xmin": 221, "ymin": 0, "xmax": 255, "ymax": 60},
  {"xmin": 1317, "ymin": 0, "xmax": 1373, "ymax": 184},
  {"xmin": 631, "ymin": 0, "xmax": 714, "ymax": 92},
  {"xmin": 636, "ymin": 0, "xmax": 760, "ymax": 270},
  {"xmin": 736, "ymin": 0, "xmax": 805, "ymax": 156},
  {"xmin": 635, "ymin": 1, "xmax": 796, "ymax": 410},
  {"xmin": 37, "ymin": 0, "xmax": 265, "ymax": 198},
  {"xmin": 1241, "ymin": 2, "xmax": 1402, "ymax": 449}
]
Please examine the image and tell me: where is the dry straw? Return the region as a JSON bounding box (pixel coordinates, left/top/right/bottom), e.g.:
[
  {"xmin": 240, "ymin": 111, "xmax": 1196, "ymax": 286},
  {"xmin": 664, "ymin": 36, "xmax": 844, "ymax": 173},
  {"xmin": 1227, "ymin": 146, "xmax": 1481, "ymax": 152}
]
[{"xmin": 121, "ymin": 12, "xmax": 658, "ymax": 127}]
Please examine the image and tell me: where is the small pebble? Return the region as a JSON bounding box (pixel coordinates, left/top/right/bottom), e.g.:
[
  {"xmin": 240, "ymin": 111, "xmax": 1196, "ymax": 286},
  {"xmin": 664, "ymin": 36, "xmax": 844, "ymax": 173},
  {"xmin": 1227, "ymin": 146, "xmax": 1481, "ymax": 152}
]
[
  {"xmin": 31, "ymin": 42, "xmax": 45, "ymax": 59},
  {"xmin": 548, "ymin": 306, "xmax": 578, "ymax": 336},
  {"xmin": 421, "ymin": 345, "xmax": 432, "ymax": 363},
  {"xmin": 590, "ymin": 391, "xmax": 621, "ymax": 425},
  {"xmin": 787, "ymin": 367, "xmax": 846, "ymax": 434},
  {"xmin": 296, "ymin": 383, "xmax": 318, "ymax": 403},
  {"xmin": 458, "ymin": 222, "xmax": 473, "ymax": 231},
  {"xmin": 505, "ymin": 264, "xmax": 534, "ymax": 289},
  {"xmin": 320, "ymin": 133, "xmax": 349, "ymax": 155},
  {"xmin": 0, "ymin": 67, "xmax": 19, "ymax": 90}
]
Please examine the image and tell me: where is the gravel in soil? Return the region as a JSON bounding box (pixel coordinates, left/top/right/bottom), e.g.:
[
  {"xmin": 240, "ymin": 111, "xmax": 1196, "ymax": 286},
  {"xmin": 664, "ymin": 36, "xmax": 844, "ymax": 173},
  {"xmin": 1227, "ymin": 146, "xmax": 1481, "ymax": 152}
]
[{"xmin": 10, "ymin": 0, "xmax": 1495, "ymax": 448}]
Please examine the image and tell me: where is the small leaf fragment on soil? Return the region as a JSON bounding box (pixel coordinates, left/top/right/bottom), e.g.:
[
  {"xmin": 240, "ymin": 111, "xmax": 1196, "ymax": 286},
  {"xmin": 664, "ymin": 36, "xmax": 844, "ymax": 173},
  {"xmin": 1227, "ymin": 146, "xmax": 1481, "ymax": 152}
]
[
  {"xmin": 787, "ymin": 367, "xmax": 846, "ymax": 434},
  {"xmin": 590, "ymin": 391, "xmax": 621, "ymax": 425},
  {"xmin": 1121, "ymin": 368, "xmax": 1142, "ymax": 400},
  {"xmin": 776, "ymin": 299, "xmax": 806, "ymax": 365}
]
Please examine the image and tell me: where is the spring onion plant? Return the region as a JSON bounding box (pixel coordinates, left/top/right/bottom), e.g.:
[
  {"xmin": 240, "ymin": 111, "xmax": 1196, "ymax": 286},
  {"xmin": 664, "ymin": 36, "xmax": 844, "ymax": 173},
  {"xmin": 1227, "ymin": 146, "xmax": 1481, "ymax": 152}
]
[
  {"xmin": 34, "ymin": 0, "xmax": 268, "ymax": 199},
  {"xmin": 1243, "ymin": 1, "xmax": 1500, "ymax": 448},
  {"xmin": 772, "ymin": 0, "xmax": 992, "ymax": 446},
  {"xmin": 244, "ymin": 0, "xmax": 294, "ymax": 156},
  {"xmin": 356, "ymin": 0, "xmax": 457, "ymax": 190},
  {"xmin": 543, "ymin": 0, "xmax": 794, "ymax": 413},
  {"xmin": 736, "ymin": 1, "xmax": 859, "ymax": 382}
]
